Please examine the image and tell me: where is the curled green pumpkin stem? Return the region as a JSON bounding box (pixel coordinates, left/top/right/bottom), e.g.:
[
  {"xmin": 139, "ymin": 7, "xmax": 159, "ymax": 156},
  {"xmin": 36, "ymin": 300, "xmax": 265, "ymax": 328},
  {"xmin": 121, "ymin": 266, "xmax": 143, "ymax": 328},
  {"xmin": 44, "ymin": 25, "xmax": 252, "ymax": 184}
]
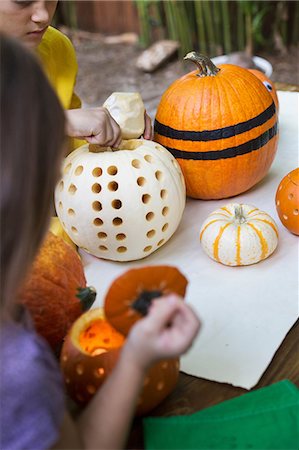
[
  {"xmin": 132, "ymin": 290, "xmax": 162, "ymax": 316},
  {"xmin": 76, "ymin": 286, "xmax": 97, "ymax": 311},
  {"xmin": 184, "ymin": 52, "xmax": 220, "ymax": 78}
]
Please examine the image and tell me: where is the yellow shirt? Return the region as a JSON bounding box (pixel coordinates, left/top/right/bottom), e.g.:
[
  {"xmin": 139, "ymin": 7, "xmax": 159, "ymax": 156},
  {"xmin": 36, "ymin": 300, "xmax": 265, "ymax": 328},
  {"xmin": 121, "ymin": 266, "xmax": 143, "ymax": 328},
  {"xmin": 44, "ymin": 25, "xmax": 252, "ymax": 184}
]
[{"xmin": 37, "ymin": 26, "xmax": 85, "ymax": 151}]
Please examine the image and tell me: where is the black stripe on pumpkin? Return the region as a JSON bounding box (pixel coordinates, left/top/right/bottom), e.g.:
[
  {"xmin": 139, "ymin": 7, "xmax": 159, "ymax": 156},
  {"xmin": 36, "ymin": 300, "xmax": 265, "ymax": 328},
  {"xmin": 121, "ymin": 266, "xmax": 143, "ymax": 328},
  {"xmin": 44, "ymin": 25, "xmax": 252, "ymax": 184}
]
[
  {"xmin": 159, "ymin": 123, "xmax": 278, "ymax": 161},
  {"xmin": 154, "ymin": 102, "xmax": 276, "ymax": 142}
]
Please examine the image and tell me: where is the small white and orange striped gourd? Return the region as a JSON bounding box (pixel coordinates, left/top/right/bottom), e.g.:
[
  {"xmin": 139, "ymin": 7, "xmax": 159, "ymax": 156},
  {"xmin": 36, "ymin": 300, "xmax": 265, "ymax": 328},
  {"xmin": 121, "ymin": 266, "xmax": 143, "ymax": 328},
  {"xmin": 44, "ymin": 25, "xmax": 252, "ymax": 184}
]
[{"xmin": 200, "ymin": 203, "xmax": 279, "ymax": 266}]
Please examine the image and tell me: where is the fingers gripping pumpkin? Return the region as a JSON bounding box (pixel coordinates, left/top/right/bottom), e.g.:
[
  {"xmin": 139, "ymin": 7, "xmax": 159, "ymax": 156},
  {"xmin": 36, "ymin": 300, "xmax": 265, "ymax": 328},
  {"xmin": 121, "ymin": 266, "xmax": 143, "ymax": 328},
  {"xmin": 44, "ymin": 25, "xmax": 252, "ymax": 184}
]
[{"xmin": 19, "ymin": 232, "xmax": 96, "ymax": 350}]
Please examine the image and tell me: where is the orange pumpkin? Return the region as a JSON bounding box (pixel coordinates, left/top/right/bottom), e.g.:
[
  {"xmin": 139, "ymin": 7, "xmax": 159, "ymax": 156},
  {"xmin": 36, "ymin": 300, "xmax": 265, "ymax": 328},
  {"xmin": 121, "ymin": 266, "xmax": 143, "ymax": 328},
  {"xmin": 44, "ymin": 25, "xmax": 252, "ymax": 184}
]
[
  {"xmin": 104, "ymin": 265, "xmax": 188, "ymax": 335},
  {"xmin": 249, "ymin": 69, "xmax": 279, "ymax": 111},
  {"xmin": 275, "ymin": 168, "xmax": 299, "ymax": 235},
  {"xmin": 19, "ymin": 232, "xmax": 96, "ymax": 350},
  {"xmin": 60, "ymin": 308, "xmax": 180, "ymax": 415},
  {"xmin": 154, "ymin": 52, "xmax": 279, "ymax": 200}
]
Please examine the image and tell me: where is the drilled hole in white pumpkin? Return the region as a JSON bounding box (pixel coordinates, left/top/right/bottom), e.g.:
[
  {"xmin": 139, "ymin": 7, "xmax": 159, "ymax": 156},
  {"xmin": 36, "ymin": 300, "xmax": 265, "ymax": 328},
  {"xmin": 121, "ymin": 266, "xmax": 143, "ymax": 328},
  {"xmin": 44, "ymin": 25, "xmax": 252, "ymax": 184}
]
[
  {"xmin": 76, "ymin": 364, "xmax": 84, "ymax": 375},
  {"xmin": 99, "ymin": 245, "xmax": 108, "ymax": 251},
  {"xmin": 144, "ymin": 154, "xmax": 153, "ymax": 163},
  {"xmin": 157, "ymin": 381, "xmax": 165, "ymax": 391},
  {"xmin": 160, "ymin": 189, "xmax": 167, "ymax": 199},
  {"xmin": 87, "ymin": 385, "xmax": 96, "ymax": 395},
  {"xmin": 155, "ymin": 145, "xmax": 162, "ymax": 151},
  {"xmin": 162, "ymin": 223, "xmax": 169, "ymax": 232},
  {"xmin": 68, "ymin": 184, "xmax": 77, "ymax": 194},
  {"xmin": 131, "ymin": 159, "xmax": 141, "ymax": 169},
  {"xmin": 93, "ymin": 201, "xmax": 102, "ymax": 211},
  {"xmin": 68, "ymin": 208, "xmax": 75, "ymax": 216},
  {"xmin": 112, "ymin": 199, "xmax": 122, "ymax": 209},
  {"xmin": 288, "ymin": 193, "xmax": 294, "ymax": 199},
  {"xmin": 75, "ymin": 165, "xmax": 83, "ymax": 175},
  {"xmin": 147, "ymin": 229, "xmax": 156, "ymax": 238},
  {"xmin": 92, "ymin": 167, "xmax": 102, "ymax": 177},
  {"xmin": 116, "ymin": 233, "xmax": 126, "ymax": 241},
  {"xmin": 283, "ymin": 214, "xmax": 288, "ymax": 220},
  {"xmin": 92, "ymin": 183, "xmax": 102, "ymax": 193},
  {"xmin": 71, "ymin": 226, "xmax": 78, "ymax": 234},
  {"xmin": 143, "ymin": 245, "xmax": 152, "ymax": 252},
  {"xmin": 137, "ymin": 176, "xmax": 146, "ymax": 186},
  {"xmin": 108, "ymin": 181, "xmax": 118, "ymax": 191},
  {"xmin": 113, "ymin": 217, "xmax": 123, "ymax": 226},
  {"xmin": 117, "ymin": 246, "xmax": 127, "ymax": 253},
  {"xmin": 155, "ymin": 170, "xmax": 163, "ymax": 181},
  {"xmin": 58, "ymin": 201, "xmax": 63, "ymax": 209},
  {"xmin": 58, "ymin": 181, "xmax": 64, "ymax": 192},
  {"xmin": 162, "ymin": 206, "xmax": 169, "ymax": 216},
  {"xmin": 94, "ymin": 218, "xmax": 103, "ymax": 226},
  {"xmin": 98, "ymin": 232, "xmax": 107, "ymax": 239},
  {"xmin": 142, "ymin": 194, "xmax": 151, "ymax": 204},
  {"xmin": 107, "ymin": 165, "xmax": 118, "ymax": 175},
  {"xmin": 158, "ymin": 239, "xmax": 165, "ymax": 246},
  {"xmin": 146, "ymin": 212, "xmax": 154, "ymax": 221},
  {"xmin": 64, "ymin": 163, "xmax": 72, "ymax": 174},
  {"xmin": 294, "ymin": 209, "xmax": 299, "ymax": 215}
]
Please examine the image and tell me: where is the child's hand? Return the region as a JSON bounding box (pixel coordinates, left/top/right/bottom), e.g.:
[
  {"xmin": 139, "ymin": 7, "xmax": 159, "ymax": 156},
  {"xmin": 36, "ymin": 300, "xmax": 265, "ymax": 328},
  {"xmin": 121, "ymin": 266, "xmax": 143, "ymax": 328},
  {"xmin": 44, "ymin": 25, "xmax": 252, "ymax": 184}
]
[
  {"xmin": 123, "ymin": 295, "xmax": 200, "ymax": 372},
  {"xmin": 66, "ymin": 107, "xmax": 122, "ymax": 147}
]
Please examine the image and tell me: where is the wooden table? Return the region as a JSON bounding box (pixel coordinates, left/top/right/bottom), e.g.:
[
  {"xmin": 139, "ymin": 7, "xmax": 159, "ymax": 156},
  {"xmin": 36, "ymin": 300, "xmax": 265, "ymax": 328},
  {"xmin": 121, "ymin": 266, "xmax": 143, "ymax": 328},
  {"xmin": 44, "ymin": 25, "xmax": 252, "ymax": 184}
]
[{"xmin": 127, "ymin": 83, "xmax": 299, "ymax": 449}]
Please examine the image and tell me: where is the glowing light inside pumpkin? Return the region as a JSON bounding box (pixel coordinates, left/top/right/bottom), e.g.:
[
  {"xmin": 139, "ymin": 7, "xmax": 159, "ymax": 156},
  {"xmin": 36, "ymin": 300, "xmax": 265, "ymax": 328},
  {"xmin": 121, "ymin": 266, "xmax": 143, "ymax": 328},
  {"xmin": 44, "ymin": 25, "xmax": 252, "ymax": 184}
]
[{"xmin": 79, "ymin": 318, "xmax": 125, "ymax": 355}]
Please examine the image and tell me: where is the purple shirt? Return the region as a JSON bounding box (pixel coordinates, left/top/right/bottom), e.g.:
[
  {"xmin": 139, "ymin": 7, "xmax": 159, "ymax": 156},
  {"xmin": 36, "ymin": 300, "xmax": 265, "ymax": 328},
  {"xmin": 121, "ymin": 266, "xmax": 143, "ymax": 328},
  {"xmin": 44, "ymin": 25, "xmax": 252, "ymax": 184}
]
[{"xmin": 0, "ymin": 308, "xmax": 65, "ymax": 450}]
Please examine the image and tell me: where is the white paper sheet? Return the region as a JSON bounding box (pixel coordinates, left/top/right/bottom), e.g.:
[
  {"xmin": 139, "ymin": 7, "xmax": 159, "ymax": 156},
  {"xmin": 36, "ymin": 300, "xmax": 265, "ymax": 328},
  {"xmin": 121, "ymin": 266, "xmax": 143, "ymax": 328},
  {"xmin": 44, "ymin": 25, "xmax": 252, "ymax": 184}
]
[{"xmin": 80, "ymin": 91, "xmax": 299, "ymax": 390}]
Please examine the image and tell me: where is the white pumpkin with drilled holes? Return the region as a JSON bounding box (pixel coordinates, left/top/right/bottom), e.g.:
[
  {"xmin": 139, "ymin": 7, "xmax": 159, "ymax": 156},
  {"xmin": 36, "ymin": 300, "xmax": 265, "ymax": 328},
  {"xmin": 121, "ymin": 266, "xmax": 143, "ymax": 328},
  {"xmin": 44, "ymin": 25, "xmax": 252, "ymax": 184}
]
[
  {"xmin": 200, "ymin": 203, "xmax": 279, "ymax": 266},
  {"xmin": 55, "ymin": 140, "xmax": 186, "ymax": 261}
]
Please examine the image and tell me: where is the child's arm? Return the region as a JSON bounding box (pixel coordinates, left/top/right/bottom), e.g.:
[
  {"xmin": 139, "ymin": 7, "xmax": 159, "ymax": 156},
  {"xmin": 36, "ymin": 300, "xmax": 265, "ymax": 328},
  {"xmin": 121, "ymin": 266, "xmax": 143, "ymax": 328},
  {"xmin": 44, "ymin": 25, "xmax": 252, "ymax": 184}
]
[{"xmin": 52, "ymin": 295, "xmax": 200, "ymax": 450}]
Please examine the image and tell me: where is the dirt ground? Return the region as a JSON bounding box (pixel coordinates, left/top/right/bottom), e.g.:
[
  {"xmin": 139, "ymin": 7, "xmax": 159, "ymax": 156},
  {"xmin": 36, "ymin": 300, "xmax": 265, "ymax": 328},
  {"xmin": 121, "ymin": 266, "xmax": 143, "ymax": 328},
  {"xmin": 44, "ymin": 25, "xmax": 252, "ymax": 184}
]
[{"xmin": 69, "ymin": 30, "xmax": 299, "ymax": 118}]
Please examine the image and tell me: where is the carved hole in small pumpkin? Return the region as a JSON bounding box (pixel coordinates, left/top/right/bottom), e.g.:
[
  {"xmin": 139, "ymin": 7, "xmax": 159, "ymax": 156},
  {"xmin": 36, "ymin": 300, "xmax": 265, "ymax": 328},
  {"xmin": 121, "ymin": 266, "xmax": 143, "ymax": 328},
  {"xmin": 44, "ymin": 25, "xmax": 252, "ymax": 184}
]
[
  {"xmin": 71, "ymin": 226, "xmax": 78, "ymax": 234},
  {"xmin": 92, "ymin": 167, "xmax": 102, "ymax": 177},
  {"xmin": 157, "ymin": 381, "xmax": 165, "ymax": 391},
  {"xmin": 288, "ymin": 193, "xmax": 294, "ymax": 200},
  {"xmin": 143, "ymin": 377, "xmax": 150, "ymax": 386},
  {"xmin": 58, "ymin": 202, "xmax": 63, "ymax": 209},
  {"xmin": 112, "ymin": 199, "xmax": 122, "ymax": 209},
  {"xmin": 162, "ymin": 362, "xmax": 168, "ymax": 369},
  {"xmin": 58, "ymin": 181, "xmax": 64, "ymax": 192},
  {"xmin": 162, "ymin": 206, "xmax": 169, "ymax": 216},
  {"xmin": 276, "ymin": 200, "xmax": 280, "ymax": 206},
  {"xmin": 62, "ymin": 354, "xmax": 67, "ymax": 362},
  {"xmin": 68, "ymin": 184, "xmax": 77, "ymax": 194},
  {"xmin": 283, "ymin": 214, "xmax": 288, "ymax": 220},
  {"xmin": 137, "ymin": 176, "xmax": 146, "ymax": 186},
  {"xmin": 92, "ymin": 183, "xmax": 102, "ymax": 193},
  {"xmin": 99, "ymin": 245, "xmax": 108, "ymax": 251},
  {"xmin": 65, "ymin": 378, "xmax": 70, "ymax": 384},
  {"xmin": 75, "ymin": 165, "xmax": 83, "ymax": 175},
  {"xmin": 160, "ymin": 189, "xmax": 167, "ymax": 199},
  {"xmin": 117, "ymin": 246, "xmax": 127, "ymax": 253},
  {"xmin": 98, "ymin": 232, "xmax": 107, "ymax": 239},
  {"xmin": 116, "ymin": 233, "xmax": 126, "ymax": 240},
  {"xmin": 107, "ymin": 165, "xmax": 118, "ymax": 175},
  {"xmin": 87, "ymin": 385, "xmax": 96, "ymax": 395},
  {"xmin": 76, "ymin": 363, "xmax": 84, "ymax": 375},
  {"xmin": 162, "ymin": 223, "xmax": 169, "ymax": 232},
  {"xmin": 279, "ymin": 185, "xmax": 282, "ymax": 191},
  {"xmin": 144, "ymin": 154, "xmax": 153, "ymax": 163},
  {"xmin": 155, "ymin": 170, "xmax": 163, "ymax": 181},
  {"xmin": 113, "ymin": 217, "xmax": 123, "ymax": 226},
  {"xmin": 294, "ymin": 209, "xmax": 299, "ymax": 216},
  {"xmin": 147, "ymin": 229, "xmax": 156, "ymax": 238},
  {"xmin": 68, "ymin": 208, "xmax": 75, "ymax": 216},
  {"xmin": 131, "ymin": 159, "xmax": 141, "ymax": 169},
  {"xmin": 97, "ymin": 368, "xmax": 105, "ymax": 377},
  {"xmin": 93, "ymin": 201, "xmax": 102, "ymax": 211},
  {"xmin": 64, "ymin": 163, "xmax": 72, "ymax": 174},
  {"xmin": 142, "ymin": 194, "xmax": 151, "ymax": 204},
  {"xmin": 108, "ymin": 181, "xmax": 118, "ymax": 191},
  {"xmin": 76, "ymin": 394, "xmax": 84, "ymax": 402},
  {"xmin": 144, "ymin": 245, "xmax": 152, "ymax": 252},
  {"xmin": 94, "ymin": 218, "xmax": 103, "ymax": 226},
  {"xmin": 146, "ymin": 212, "xmax": 154, "ymax": 221},
  {"xmin": 158, "ymin": 239, "xmax": 165, "ymax": 246}
]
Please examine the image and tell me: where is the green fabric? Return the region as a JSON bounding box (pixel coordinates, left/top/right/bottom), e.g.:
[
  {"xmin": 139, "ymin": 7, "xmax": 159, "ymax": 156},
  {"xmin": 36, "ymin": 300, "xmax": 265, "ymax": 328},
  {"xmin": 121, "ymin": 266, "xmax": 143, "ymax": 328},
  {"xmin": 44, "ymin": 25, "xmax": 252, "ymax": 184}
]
[{"xmin": 143, "ymin": 380, "xmax": 299, "ymax": 450}]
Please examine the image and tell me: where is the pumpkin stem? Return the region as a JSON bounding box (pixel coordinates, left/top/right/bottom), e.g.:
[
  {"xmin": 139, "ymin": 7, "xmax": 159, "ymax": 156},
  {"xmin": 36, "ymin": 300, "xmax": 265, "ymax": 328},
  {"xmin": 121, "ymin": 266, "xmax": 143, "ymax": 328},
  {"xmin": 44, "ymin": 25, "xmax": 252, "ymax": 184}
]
[
  {"xmin": 184, "ymin": 52, "xmax": 220, "ymax": 78},
  {"xmin": 76, "ymin": 286, "xmax": 97, "ymax": 311},
  {"xmin": 234, "ymin": 205, "xmax": 246, "ymax": 224},
  {"xmin": 132, "ymin": 290, "xmax": 162, "ymax": 316}
]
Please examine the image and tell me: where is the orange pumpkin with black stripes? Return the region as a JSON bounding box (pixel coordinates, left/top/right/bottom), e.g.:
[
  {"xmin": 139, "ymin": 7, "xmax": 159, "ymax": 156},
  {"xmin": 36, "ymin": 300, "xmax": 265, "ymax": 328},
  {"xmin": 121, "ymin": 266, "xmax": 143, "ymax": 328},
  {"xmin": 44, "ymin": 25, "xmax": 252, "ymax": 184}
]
[{"xmin": 154, "ymin": 53, "xmax": 279, "ymax": 200}]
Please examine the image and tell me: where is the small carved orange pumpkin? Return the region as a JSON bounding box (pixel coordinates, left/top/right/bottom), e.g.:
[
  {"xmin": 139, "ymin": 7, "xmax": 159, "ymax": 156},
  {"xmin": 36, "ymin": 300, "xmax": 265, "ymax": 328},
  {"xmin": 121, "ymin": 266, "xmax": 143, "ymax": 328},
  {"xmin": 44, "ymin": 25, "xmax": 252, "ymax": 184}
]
[
  {"xmin": 19, "ymin": 232, "xmax": 96, "ymax": 350},
  {"xmin": 275, "ymin": 168, "xmax": 299, "ymax": 235}
]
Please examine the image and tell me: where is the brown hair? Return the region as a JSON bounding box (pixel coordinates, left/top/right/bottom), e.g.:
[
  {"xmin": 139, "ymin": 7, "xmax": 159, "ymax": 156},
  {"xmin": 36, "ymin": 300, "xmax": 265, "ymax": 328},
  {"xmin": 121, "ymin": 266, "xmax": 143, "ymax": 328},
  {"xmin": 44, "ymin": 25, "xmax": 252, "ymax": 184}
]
[{"xmin": 0, "ymin": 34, "xmax": 66, "ymax": 315}]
